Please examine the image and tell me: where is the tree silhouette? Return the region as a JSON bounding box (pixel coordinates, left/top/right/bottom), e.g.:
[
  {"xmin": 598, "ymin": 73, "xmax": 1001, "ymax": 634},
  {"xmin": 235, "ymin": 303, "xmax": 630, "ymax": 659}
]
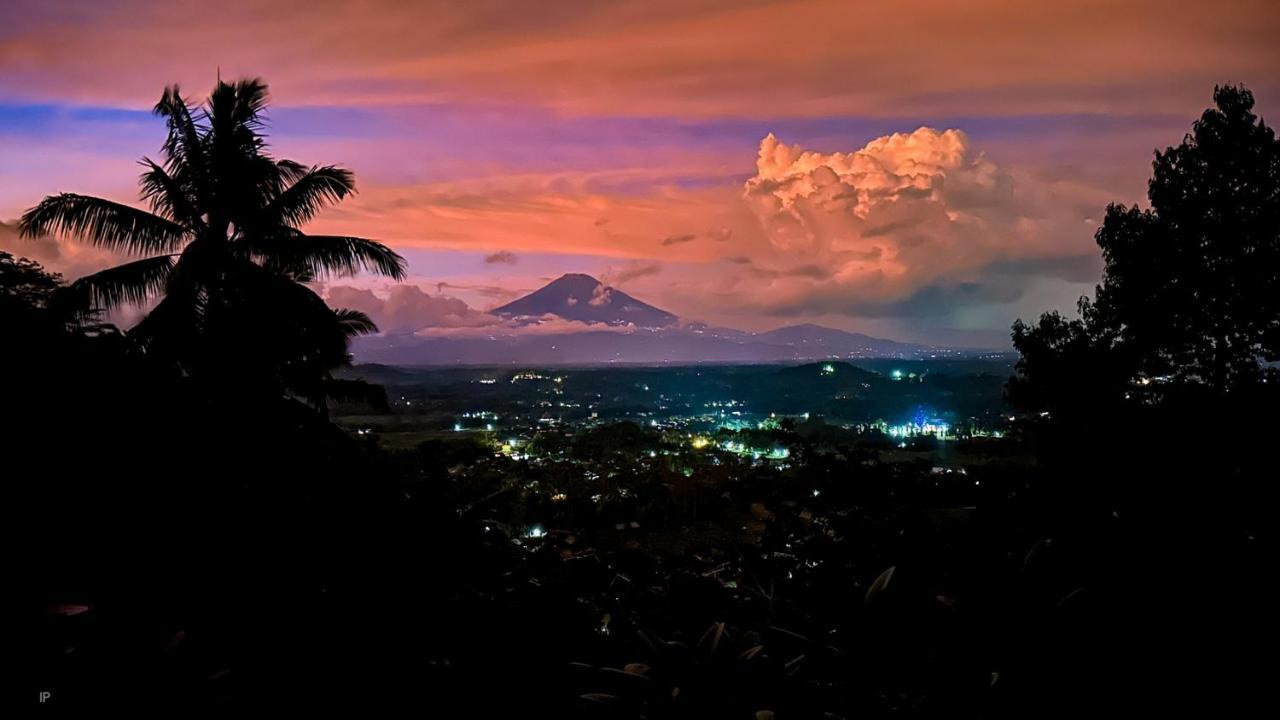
[
  {"xmin": 19, "ymin": 78, "xmax": 405, "ymax": 409},
  {"xmin": 0, "ymin": 250, "xmax": 62, "ymax": 311},
  {"xmin": 1011, "ymin": 85, "xmax": 1280, "ymax": 411}
]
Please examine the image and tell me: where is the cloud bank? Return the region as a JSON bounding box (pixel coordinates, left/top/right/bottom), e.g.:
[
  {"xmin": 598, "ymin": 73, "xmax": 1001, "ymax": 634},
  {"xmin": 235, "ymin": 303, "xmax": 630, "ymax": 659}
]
[
  {"xmin": 322, "ymin": 283, "xmax": 638, "ymax": 338},
  {"xmin": 325, "ymin": 284, "xmax": 493, "ymax": 333},
  {"xmin": 2, "ymin": 0, "xmax": 1274, "ymax": 119},
  {"xmin": 733, "ymin": 127, "xmax": 1100, "ymax": 324}
]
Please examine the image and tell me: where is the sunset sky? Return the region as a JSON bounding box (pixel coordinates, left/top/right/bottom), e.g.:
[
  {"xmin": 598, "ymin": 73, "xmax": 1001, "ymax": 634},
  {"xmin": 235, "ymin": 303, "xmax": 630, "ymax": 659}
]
[{"xmin": 2, "ymin": 0, "xmax": 1277, "ymax": 346}]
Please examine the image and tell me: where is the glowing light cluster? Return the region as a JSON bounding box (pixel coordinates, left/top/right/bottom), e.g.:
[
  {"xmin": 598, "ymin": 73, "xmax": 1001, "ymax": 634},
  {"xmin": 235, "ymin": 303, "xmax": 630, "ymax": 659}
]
[
  {"xmin": 886, "ymin": 419, "xmax": 950, "ymax": 439},
  {"xmin": 718, "ymin": 440, "xmax": 790, "ymax": 460}
]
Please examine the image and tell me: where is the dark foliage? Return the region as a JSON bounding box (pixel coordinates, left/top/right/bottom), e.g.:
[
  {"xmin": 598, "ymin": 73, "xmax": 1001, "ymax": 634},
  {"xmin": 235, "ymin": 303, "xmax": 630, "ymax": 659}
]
[
  {"xmin": 1011, "ymin": 85, "xmax": 1280, "ymax": 411},
  {"xmin": 1003, "ymin": 84, "xmax": 1275, "ymax": 716}
]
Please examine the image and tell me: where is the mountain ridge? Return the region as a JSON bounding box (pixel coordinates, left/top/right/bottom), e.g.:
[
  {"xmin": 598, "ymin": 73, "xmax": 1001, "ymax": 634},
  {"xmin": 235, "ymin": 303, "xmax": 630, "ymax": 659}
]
[{"xmin": 350, "ymin": 274, "xmax": 997, "ymax": 364}]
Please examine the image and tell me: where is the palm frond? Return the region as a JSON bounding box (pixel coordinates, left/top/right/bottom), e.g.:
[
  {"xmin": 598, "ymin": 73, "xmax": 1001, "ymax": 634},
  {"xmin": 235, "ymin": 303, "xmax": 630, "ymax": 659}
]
[
  {"xmin": 208, "ymin": 153, "xmax": 290, "ymax": 229},
  {"xmin": 139, "ymin": 158, "xmax": 201, "ymax": 227},
  {"xmin": 19, "ymin": 194, "xmax": 188, "ymax": 254},
  {"xmin": 275, "ymin": 159, "xmax": 309, "ymax": 183},
  {"xmin": 209, "ymin": 78, "xmax": 270, "ymax": 142},
  {"xmin": 262, "ymin": 165, "xmax": 356, "ymax": 227},
  {"xmin": 230, "ymin": 78, "xmax": 271, "ymax": 128},
  {"xmin": 335, "ymin": 308, "xmax": 378, "ymax": 338},
  {"xmin": 153, "ymin": 85, "xmax": 209, "ymax": 185},
  {"xmin": 251, "ymin": 233, "xmax": 407, "ymax": 281},
  {"xmin": 63, "ymin": 254, "xmax": 176, "ymax": 309}
]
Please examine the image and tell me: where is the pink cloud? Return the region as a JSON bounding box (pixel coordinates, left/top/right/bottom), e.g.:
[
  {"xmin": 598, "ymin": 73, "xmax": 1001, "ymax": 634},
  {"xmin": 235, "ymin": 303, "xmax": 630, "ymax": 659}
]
[
  {"xmin": 322, "ymin": 283, "xmax": 639, "ymax": 338},
  {"xmin": 414, "ymin": 315, "xmax": 635, "ymax": 338},
  {"xmin": 324, "ymin": 284, "xmax": 493, "ymax": 333},
  {"xmin": 731, "ymin": 127, "xmax": 1106, "ymax": 317},
  {"xmin": 0, "ymin": 219, "xmax": 124, "ymax": 282},
  {"xmin": 0, "ymin": 219, "xmax": 155, "ymax": 327}
]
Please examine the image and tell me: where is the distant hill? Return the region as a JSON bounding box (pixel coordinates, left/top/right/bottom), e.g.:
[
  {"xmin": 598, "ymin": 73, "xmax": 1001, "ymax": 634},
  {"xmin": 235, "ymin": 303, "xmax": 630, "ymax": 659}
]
[
  {"xmin": 351, "ymin": 328, "xmax": 972, "ymax": 366},
  {"xmin": 755, "ymin": 324, "xmax": 920, "ymax": 358},
  {"xmin": 493, "ymin": 273, "xmax": 678, "ymax": 328},
  {"xmin": 776, "ymin": 360, "xmax": 877, "ymax": 382}
]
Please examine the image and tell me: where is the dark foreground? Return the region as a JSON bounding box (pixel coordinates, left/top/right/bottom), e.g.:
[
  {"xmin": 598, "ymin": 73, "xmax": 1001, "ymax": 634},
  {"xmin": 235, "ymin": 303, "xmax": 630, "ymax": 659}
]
[{"xmin": 12, "ymin": 357, "xmax": 1269, "ymax": 717}]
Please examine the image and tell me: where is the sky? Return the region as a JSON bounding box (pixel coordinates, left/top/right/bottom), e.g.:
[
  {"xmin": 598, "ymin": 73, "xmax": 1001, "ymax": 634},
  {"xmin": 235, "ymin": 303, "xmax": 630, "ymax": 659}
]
[{"xmin": 2, "ymin": 0, "xmax": 1277, "ymax": 347}]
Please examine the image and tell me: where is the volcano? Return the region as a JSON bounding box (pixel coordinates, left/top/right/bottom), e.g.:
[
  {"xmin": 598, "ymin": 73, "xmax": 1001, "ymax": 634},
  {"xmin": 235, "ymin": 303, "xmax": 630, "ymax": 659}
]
[{"xmin": 492, "ymin": 273, "xmax": 679, "ymax": 328}]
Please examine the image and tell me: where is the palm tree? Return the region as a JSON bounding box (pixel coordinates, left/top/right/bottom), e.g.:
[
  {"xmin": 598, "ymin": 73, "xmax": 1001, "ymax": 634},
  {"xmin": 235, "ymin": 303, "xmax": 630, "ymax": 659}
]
[{"xmin": 19, "ymin": 77, "xmax": 405, "ymax": 411}]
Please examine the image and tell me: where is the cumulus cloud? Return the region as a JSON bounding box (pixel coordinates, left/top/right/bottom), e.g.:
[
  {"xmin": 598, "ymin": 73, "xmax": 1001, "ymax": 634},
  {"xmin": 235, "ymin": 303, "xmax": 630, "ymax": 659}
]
[
  {"xmin": 484, "ymin": 250, "xmax": 518, "ymax": 264},
  {"xmin": 325, "ymin": 284, "xmax": 495, "ymax": 333},
  {"xmin": 746, "ymin": 127, "xmax": 1008, "ymax": 257},
  {"xmin": 737, "ymin": 127, "xmax": 1096, "ymax": 320}
]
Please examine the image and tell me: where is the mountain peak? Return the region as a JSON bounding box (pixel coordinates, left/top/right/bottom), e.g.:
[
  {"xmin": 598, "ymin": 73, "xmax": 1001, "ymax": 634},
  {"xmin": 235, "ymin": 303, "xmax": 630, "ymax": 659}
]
[
  {"xmin": 492, "ymin": 274, "xmax": 678, "ymax": 328},
  {"xmin": 542, "ymin": 273, "xmax": 604, "ymax": 291}
]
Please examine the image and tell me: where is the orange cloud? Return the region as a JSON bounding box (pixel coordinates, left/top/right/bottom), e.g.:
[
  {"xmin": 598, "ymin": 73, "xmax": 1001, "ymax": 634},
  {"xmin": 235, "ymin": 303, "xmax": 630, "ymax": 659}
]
[
  {"xmin": 726, "ymin": 127, "xmax": 1107, "ymax": 317},
  {"xmin": 305, "ymin": 171, "xmax": 765, "ymax": 263},
  {"xmin": 2, "ymin": 1, "xmax": 1275, "ymax": 117},
  {"xmin": 745, "ymin": 127, "xmax": 1011, "ymax": 278}
]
